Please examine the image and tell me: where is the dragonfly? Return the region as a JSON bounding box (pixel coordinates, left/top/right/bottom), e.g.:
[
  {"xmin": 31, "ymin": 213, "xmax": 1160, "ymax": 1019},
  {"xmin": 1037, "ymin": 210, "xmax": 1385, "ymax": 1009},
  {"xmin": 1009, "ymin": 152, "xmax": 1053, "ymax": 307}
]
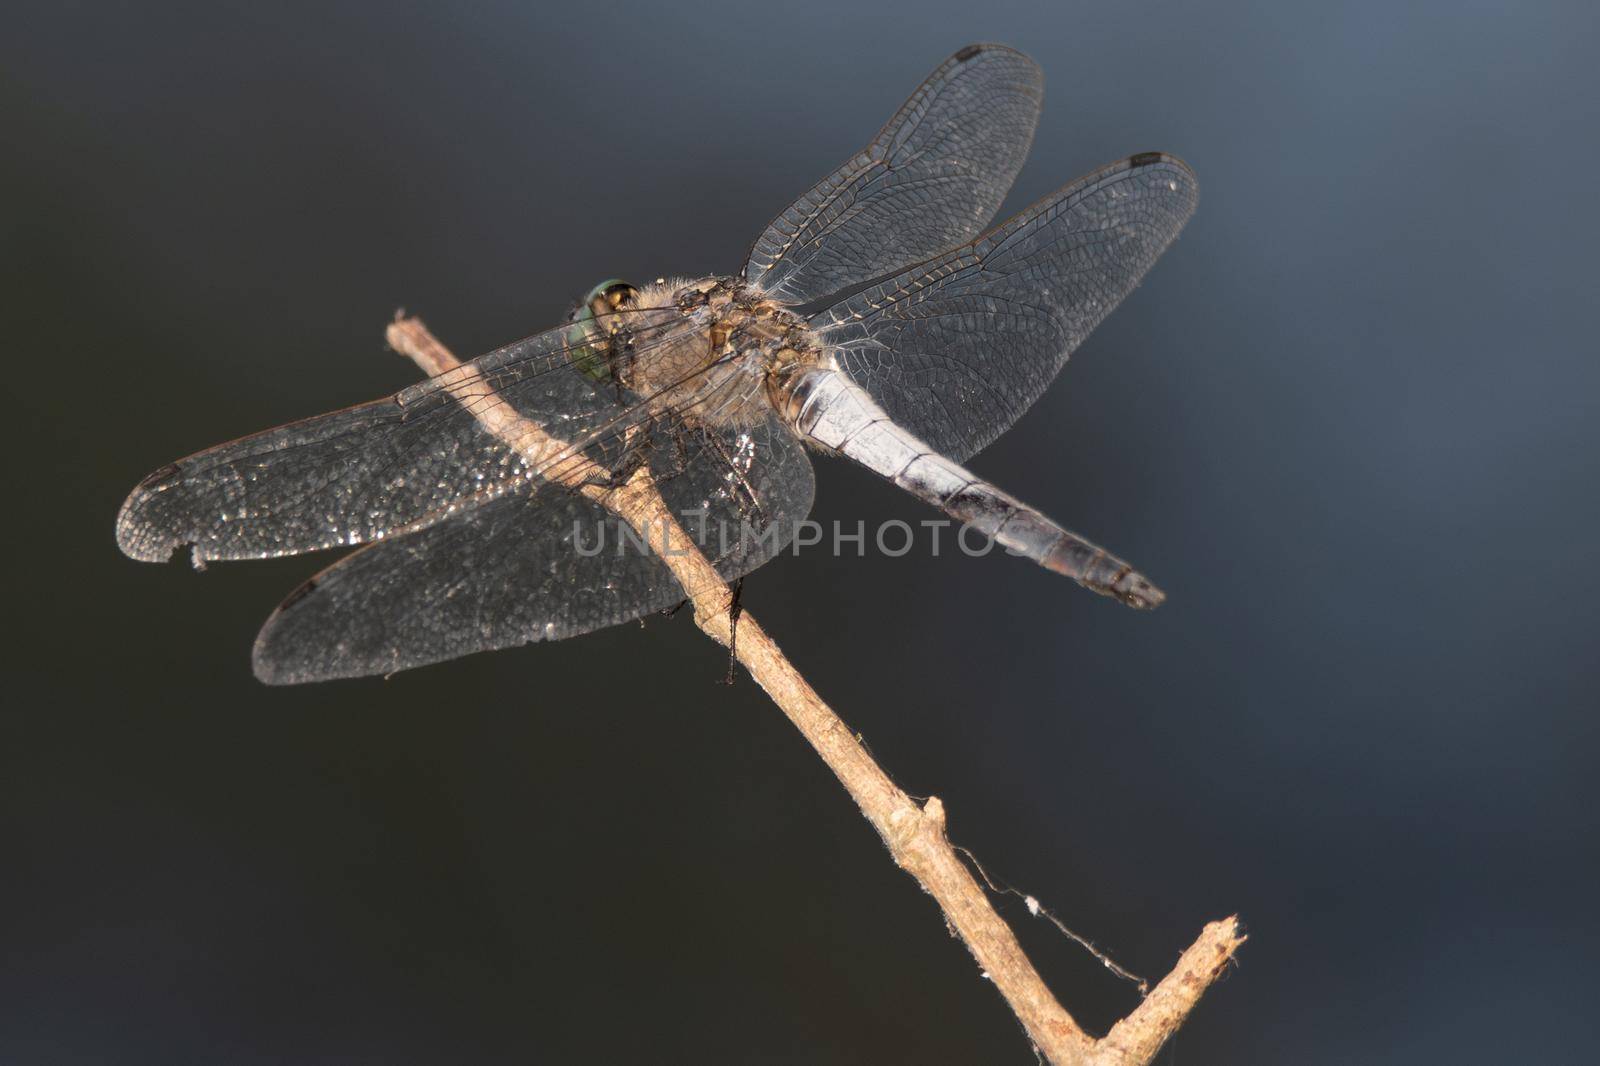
[{"xmin": 116, "ymin": 43, "xmax": 1198, "ymax": 684}]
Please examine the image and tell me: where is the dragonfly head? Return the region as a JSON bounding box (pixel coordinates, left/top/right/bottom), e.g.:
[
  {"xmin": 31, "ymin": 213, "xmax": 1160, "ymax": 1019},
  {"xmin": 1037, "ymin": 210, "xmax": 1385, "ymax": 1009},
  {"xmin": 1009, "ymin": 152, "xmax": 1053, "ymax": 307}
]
[{"xmin": 567, "ymin": 279, "xmax": 638, "ymax": 383}]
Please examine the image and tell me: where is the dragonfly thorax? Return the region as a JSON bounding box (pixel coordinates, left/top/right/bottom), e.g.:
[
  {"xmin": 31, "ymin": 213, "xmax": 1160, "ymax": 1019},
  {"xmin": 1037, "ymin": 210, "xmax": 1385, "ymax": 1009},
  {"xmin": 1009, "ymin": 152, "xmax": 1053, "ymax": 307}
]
[{"xmin": 613, "ymin": 276, "xmax": 822, "ymax": 431}]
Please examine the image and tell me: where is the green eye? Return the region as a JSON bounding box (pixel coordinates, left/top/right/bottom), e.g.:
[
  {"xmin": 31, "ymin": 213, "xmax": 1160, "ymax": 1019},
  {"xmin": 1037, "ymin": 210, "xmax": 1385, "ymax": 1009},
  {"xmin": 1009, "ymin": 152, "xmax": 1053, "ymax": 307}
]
[
  {"xmin": 588, "ymin": 279, "xmax": 637, "ymax": 312},
  {"xmin": 567, "ymin": 279, "xmax": 637, "ymax": 383}
]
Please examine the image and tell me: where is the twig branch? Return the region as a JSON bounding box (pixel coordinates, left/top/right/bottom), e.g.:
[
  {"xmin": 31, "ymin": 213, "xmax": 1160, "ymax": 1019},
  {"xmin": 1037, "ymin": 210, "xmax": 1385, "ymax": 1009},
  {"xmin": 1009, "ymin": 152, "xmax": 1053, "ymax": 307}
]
[{"xmin": 385, "ymin": 314, "xmax": 1243, "ymax": 1065}]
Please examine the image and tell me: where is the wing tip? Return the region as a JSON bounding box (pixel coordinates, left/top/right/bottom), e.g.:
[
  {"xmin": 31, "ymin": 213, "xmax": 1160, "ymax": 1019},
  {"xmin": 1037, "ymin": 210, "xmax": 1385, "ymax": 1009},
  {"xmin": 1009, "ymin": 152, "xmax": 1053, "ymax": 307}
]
[
  {"xmin": 250, "ymin": 651, "xmax": 292, "ymax": 686},
  {"xmin": 947, "ymin": 43, "xmax": 1044, "ymax": 90},
  {"xmin": 115, "ymin": 527, "xmax": 172, "ymax": 564},
  {"xmin": 251, "ymin": 629, "xmax": 318, "ymax": 687},
  {"xmin": 1127, "ymin": 150, "xmax": 1198, "ymax": 182},
  {"xmin": 252, "ymin": 578, "xmax": 417, "ymax": 685},
  {"xmin": 949, "ymin": 42, "xmax": 1034, "ymax": 67},
  {"xmin": 117, "ymin": 462, "xmax": 202, "ymax": 563},
  {"xmin": 115, "ymin": 496, "xmax": 178, "ymax": 564},
  {"xmin": 251, "ymin": 580, "xmax": 321, "ymax": 685},
  {"xmin": 1126, "ymin": 151, "xmax": 1200, "ymax": 220}
]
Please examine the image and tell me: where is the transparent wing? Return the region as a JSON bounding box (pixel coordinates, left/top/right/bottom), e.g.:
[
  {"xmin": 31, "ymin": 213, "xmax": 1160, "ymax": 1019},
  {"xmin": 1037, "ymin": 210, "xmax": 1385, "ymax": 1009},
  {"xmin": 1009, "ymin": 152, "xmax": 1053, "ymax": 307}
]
[
  {"xmin": 809, "ymin": 153, "xmax": 1198, "ymax": 461},
  {"xmin": 115, "ymin": 307, "xmax": 686, "ymax": 563},
  {"xmin": 743, "ymin": 43, "xmax": 1042, "ymax": 306},
  {"xmin": 250, "ymin": 414, "xmax": 814, "ymax": 684}
]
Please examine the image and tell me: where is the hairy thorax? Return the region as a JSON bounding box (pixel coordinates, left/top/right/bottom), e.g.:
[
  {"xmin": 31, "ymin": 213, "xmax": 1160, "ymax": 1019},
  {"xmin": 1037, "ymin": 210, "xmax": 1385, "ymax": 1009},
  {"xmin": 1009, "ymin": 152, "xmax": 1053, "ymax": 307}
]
[{"xmin": 618, "ymin": 277, "xmax": 825, "ymax": 431}]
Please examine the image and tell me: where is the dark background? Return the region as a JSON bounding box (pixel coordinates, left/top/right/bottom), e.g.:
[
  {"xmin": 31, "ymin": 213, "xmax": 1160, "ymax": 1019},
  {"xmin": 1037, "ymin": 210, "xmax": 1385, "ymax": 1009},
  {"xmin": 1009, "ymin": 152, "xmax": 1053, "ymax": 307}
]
[{"xmin": 5, "ymin": 1, "xmax": 1597, "ymax": 1062}]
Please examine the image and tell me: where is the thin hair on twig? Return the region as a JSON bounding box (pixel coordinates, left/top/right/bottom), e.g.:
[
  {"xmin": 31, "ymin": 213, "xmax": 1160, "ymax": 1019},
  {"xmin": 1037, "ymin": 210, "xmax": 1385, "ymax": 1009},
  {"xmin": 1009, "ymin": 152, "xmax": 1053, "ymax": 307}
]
[{"xmin": 954, "ymin": 844, "xmax": 1150, "ymax": 995}]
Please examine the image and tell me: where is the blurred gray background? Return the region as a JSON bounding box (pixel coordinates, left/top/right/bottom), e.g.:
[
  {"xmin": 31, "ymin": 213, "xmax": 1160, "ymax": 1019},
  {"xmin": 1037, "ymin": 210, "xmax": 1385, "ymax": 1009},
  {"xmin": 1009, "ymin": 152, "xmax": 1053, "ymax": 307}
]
[{"xmin": 4, "ymin": 1, "xmax": 1597, "ymax": 1062}]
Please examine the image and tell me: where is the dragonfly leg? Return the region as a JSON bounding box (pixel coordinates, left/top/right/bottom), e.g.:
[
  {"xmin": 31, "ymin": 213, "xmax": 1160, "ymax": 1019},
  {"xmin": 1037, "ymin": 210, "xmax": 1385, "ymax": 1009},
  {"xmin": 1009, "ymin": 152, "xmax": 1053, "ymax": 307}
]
[
  {"xmin": 576, "ymin": 436, "xmax": 652, "ymax": 491},
  {"xmin": 663, "ymin": 423, "xmax": 696, "ymax": 482},
  {"xmin": 720, "ymin": 577, "xmax": 745, "ymax": 685}
]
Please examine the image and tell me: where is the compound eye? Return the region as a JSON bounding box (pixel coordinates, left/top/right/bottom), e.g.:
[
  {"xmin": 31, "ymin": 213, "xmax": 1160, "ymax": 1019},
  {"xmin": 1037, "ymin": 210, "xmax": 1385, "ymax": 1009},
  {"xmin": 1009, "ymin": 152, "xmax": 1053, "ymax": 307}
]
[
  {"xmin": 579, "ymin": 278, "xmax": 636, "ymax": 321},
  {"xmin": 599, "ymin": 281, "xmax": 637, "ymax": 310}
]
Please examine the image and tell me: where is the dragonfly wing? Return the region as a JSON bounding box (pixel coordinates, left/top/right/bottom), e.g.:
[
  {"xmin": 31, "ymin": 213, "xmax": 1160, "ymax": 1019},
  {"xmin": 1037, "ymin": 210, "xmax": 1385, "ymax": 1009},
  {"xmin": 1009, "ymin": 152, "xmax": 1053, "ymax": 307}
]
[
  {"xmin": 808, "ymin": 153, "xmax": 1198, "ymax": 461},
  {"xmin": 251, "ymin": 414, "xmax": 814, "ymax": 683},
  {"xmin": 116, "ymin": 309, "xmax": 682, "ymax": 563},
  {"xmin": 743, "ymin": 44, "xmax": 1042, "ymax": 306}
]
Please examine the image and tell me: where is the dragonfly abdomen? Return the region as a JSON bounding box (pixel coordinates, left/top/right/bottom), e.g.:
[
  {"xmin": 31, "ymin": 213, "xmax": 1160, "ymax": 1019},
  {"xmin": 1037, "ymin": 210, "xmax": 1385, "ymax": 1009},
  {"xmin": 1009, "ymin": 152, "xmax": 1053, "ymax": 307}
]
[{"xmin": 783, "ymin": 365, "xmax": 1164, "ymax": 609}]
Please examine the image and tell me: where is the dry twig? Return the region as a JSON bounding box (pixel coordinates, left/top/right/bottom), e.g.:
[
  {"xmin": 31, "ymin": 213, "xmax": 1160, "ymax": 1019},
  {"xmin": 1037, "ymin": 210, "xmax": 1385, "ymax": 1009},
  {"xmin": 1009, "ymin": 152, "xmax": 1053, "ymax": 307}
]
[{"xmin": 386, "ymin": 314, "xmax": 1244, "ymax": 1065}]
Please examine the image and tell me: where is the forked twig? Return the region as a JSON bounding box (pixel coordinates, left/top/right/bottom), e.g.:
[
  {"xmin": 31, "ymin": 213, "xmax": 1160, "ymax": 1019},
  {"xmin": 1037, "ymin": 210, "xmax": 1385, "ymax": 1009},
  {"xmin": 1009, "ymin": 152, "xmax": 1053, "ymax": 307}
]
[{"xmin": 386, "ymin": 314, "xmax": 1244, "ymax": 1065}]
